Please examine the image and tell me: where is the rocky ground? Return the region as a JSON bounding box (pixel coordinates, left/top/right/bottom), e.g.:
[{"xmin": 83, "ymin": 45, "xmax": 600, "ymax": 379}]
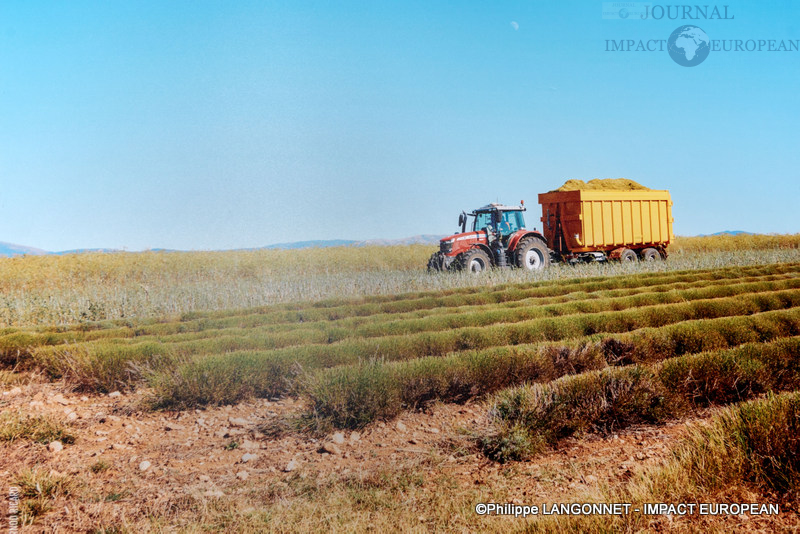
[{"xmin": 1, "ymin": 376, "xmax": 796, "ymax": 533}]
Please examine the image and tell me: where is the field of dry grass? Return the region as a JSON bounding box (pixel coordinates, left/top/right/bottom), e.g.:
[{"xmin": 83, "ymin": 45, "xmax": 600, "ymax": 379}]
[
  {"xmin": 0, "ymin": 233, "xmax": 798, "ymax": 327},
  {"xmin": 1, "ymin": 236, "xmax": 799, "ymax": 532}
]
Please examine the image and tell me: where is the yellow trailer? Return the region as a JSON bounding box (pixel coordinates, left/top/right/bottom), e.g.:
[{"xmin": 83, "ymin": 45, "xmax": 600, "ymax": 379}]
[{"xmin": 537, "ymin": 189, "xmax": 674, "ymax": 261}]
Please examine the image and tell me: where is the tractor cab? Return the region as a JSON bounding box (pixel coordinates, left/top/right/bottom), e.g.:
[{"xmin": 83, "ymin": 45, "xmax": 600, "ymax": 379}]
[
  {"xmin": 468, "ymin": 204, "xmax": 526, "ymax": 240},
  {"xmin": 457, "ymin": 204, "xmax": 528, "ymax": 250}
]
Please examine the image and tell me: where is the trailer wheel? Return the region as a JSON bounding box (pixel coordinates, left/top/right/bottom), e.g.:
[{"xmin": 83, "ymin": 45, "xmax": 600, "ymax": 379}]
[
  {"xmin": 640, "ymin": 247, "xmax": 661, "ymax": 261},
  {"xmin": 515, "ymin": 238, "xmax": 550, "ymax": 271},
  {"xmin": 620, "ymin": 248, "xmax": 638, "ymax": 262},
  {"xmin": 458, "ymin": 249, "xmax": 492, "ymax": 273}
]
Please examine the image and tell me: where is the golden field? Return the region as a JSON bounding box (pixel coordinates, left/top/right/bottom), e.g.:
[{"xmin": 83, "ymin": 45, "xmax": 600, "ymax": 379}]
[{"xmin": 0, "ymin": 233, "xmax": 798, "ymax": 327}]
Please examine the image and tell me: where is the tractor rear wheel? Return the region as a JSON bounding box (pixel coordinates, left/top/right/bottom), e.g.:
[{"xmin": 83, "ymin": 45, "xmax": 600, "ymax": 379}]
[
  {"xmin": 640, "ymin": 247, "xmax": 661, "ymax": 261},
  {"xmin": 458, "ymin": 249, "xmax": 492, "ymax": 273},
  {"xmin": 515, "ymin": 238, "xmax": 550, "ymax": 271}
]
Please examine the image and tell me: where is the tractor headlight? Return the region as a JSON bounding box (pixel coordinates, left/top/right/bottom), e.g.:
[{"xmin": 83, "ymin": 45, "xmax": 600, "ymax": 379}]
[{"xmin": 440, "ymin": 239, "xmax": 454, "ymax": 254}]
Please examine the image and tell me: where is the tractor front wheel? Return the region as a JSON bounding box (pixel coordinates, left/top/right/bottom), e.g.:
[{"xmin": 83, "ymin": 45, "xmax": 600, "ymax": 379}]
[
  {"xmin": 427, "ymin": 253, "xmax": 441, "ymax": 271},
  {"xmin": 458, "ymin": 249, "xmax": 492, "ymax": 273}
]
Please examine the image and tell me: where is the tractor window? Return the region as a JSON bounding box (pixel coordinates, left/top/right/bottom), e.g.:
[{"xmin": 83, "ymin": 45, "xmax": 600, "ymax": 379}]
[
  {"xmin": 499, "ymin": 211, "xmax": 524, "ymax": 235},
  {"xmin": 473, "ymin": 212, "xmax": 493, "ymax": 232}
]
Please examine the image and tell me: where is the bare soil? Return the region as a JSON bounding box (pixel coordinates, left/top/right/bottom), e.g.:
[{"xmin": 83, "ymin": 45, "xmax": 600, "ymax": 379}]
[{"xmin": 2, "ymin": 379, "xmax": 796, "ymax": 533}]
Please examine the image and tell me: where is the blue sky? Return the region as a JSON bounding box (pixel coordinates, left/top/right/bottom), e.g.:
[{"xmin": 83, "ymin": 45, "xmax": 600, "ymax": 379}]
[{"xmin": 1, "ymin": 1, "xmax": 798, "ymax": 250}]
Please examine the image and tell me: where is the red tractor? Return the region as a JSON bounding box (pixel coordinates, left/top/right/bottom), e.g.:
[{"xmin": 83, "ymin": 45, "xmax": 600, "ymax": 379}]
[{"xmin": 427, "ymin": 202, "xmax": 550, "ymax": 272}]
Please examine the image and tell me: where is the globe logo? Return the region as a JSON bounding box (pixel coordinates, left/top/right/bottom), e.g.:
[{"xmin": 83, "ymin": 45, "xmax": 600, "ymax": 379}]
[
  {"xmin": 668, "ymin": 25, "xmax": 710, "ymax": 67},
  {"xmin": 618, "ymin": 8, "xmax": 629, "ymax": 19}
]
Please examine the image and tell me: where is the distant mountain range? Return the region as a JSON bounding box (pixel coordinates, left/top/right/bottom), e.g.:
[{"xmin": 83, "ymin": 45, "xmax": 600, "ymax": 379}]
[
  {"xmin": 260, "ymin": 239, "xmax": 358, "ymax": 250},
  {"xmin": 0, "ymin": 235, "xmax": 447, "ymax": 257},
  {"xmin": 50, "ymin": 248, "xmax": 124, "ymax": 255},
  {"xmin": 261, "ymin": 235, "xmax": 448, "ymax": 249},
  {"xmin": 696, "ymin": 231, "xmax": 753, "ymax": 237},
  {"xmin": 0, "ymin": 242, "xmax": 49, "ymax": 257}
]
